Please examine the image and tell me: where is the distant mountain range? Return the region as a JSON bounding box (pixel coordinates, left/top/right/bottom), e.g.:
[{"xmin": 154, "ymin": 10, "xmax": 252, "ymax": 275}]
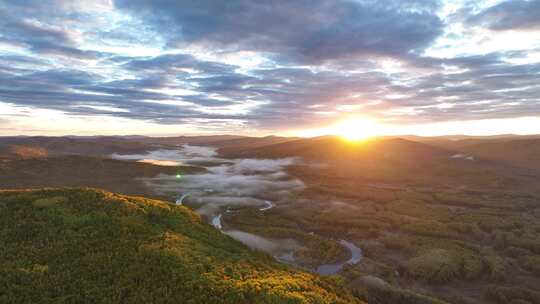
[{"xmin": 2, "ymin": 133, "xmax": 540, "ymax": 171}]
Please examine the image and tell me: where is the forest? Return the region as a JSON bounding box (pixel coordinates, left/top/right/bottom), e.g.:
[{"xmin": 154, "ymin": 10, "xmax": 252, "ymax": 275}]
[{"xmin": 0, "ymin": 188, "xmax": 362, "ymax": 304}]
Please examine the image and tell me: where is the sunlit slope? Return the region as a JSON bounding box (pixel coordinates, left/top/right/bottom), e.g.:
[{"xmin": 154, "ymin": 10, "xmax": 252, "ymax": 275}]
[
  {"xmin": 0, "ymin": 188, "xmax": 362, "ymax": 304},
  {"xmin": 0, "ymin": 136, "xmax": 150, "ymax": 157},
  {"xmin": 223, "ymin": 136, "xmax": 537, "ymax": 192},
  {"xmin": 222, "ymin": 136, "xmax": 450, "ymax": 161}
]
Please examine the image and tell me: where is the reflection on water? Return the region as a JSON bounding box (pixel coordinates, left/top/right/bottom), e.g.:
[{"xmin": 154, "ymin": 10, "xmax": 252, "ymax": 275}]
[
  {"xmin": 175, "ymin": 193, "xmax": 190, "ymax": 205},
  {"xmin": 137, "ymin": 159, "xmax": 182, "ymax": 166},
  {"xmin": 276, "ymin": 251, "xmax": 296, "ymax": 263},
  {"xmin": 316, "ymin": 240, "xmax": 362, "ymax": 275},
  {"xmin": 259, "ymin": 200, "xmax": 273, "ymax": 211},
  {"xmin": 225, "ymin": 230, "xmax": 302, "ymax": 256},
  {"xmin": 212, "ymin": 214, "xmax": 223, "ymax": 229}
]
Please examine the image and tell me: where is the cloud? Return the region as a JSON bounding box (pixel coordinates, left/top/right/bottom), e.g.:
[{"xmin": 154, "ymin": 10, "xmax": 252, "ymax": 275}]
[
  {"xmin": 467, "ymin": 0, "xmax": 540, "ymax": 30},
  {"xmin": 0, "ymin": 2, "xmax": 108, "ymax": 60},
  {"xmin": 123, "ymin": 54, "xmax": 238, "ymax": 75},
  {"xmin": 114, "ymin": 0, "xmax": 443, "ymax": 63}
]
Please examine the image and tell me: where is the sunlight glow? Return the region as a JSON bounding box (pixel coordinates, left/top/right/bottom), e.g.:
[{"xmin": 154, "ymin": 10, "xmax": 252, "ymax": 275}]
[
  {"xmin": 331, "ymin": 117, "xmax": 382, "ymax": 141},
  {"xmin": 291, "ymin": 116, "xmax": 540, "ymax": 139}
]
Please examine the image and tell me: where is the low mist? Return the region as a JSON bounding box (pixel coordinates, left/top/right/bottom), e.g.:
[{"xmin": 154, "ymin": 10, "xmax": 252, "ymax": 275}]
[{"xmin": 114, "ymin": 145, "xmax": 305, "ymax": 218}]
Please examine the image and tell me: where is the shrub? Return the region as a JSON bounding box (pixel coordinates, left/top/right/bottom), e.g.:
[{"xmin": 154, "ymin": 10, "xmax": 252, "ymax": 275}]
[
  {"xmin": 484, "ymin": 285, "xmax": 540, "ymax": 304},
  {"xmin": 32, "ymin": 196, "xmax": 67, "ymax": 208},
  {"xmin": 404, "ymin": 247, "xmax": 484, "ymax": 284},
  {"xmin": 519, "ymin": 255, "xmax": 540, "ymax": 276},
  {"xmin": 402, "ymin": 221, "xmax": 456, "ymax": 238},
  {"xmin": 367, "ymin": 284, "xmax": 449, "ymax": 304},
  {"xmin": 404, "ymin": 249, "xmax": 460, "ymax": 284},
  {"xmin": 509, "ymin": 237, "xmax": 540, "ymax": 254},
  {"xmin": 482, "ymin": 252, "xmax": 506, "ymax": 282},
  {"xmin": 504, "ymin": 246, "xmax": 531, "ymax": 258},
  {"xmin": 380, "ymin": 235, "xmax": 412, "ymax": 252}
]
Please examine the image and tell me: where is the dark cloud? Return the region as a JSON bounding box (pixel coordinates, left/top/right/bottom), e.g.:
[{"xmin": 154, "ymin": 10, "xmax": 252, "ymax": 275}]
[
  {"xmin": 113, "ymin": 0, "xmax": 444, "ymax": 63},
  {"xmin": 123, "ymin": 54, "xmax": 238, "ymax": 75},
  {"xmin": 467, "ymin": 0, "xmax": 540, "ymax": 30},
  {"xmin": 0, "ymin": 1, "xmax": 114, "ymax": 61}
]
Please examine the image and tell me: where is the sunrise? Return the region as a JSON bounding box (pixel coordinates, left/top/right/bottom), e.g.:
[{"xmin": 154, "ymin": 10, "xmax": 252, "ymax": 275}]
[{"xmin": 1, "ymin": 1, "xmax": 540, "ymax": 303}]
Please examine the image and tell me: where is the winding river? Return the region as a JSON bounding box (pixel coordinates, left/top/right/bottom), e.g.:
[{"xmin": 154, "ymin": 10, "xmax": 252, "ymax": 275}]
[
  {"xmin": 175, "ymin": 193, "xmax": 190, "ymax": 205},
  {"xmin": 113, "ymin": 146, "xmax": 362, "ymax": 273},
  {"xmin": 316, "ymin": 240, "xmax": 362, "ymax": 275},
  {"xmin": 211, "ymin": 214, "xmax": 223, "ymax": 230},
  {"xmin": 259, "ymin": 200, "xmax": 273, "ymax": 211}
]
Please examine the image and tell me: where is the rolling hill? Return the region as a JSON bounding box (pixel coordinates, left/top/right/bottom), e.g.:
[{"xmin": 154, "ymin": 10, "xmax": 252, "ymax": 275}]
[
  {"xmin": 0, "ymin": 136, "xmax": 151, "ymax": 157},
  {"xmin": 450, "ymin": 138, "xmax": 540, "ymax": 171},
  {"xmin": 0, "ymin": 188, "xmax": 362, "ymax": 304},
  {"xmin": 219, "ymin": 135, "xmax": 539, "ymax": 193},
  {"xmin": 220, "ymin": 136, "xmax": 451, "ymax": 162},
  {"xmin": 0, "ymin": 155, "xmax": 204, "ymax": 198}
]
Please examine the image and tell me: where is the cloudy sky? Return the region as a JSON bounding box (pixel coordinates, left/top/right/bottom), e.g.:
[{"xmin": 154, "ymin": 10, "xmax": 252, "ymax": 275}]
[{"xmin": 1, "ymin": 0, "xmax": 539, "ymax": 136}]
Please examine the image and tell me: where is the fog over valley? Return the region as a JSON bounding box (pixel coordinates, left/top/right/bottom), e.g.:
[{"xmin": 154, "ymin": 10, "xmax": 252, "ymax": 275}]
[{"xmin": 112, "ymin": 145, "xmax": 312, "ymax": 261}]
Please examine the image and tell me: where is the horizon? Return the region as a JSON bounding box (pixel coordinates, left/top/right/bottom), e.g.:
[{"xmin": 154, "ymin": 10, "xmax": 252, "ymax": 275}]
[
  {"xmin": 2, "ymin": 132, "xmax": 540, "ymax": 139},
  {"xmin": 1, "ymin": 0, "xmax": 540, "ymax": 137}
]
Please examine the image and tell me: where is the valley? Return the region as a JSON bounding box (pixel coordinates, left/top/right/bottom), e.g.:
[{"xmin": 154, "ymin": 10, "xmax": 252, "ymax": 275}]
[{"xmin": 1, "ymin": 135, "xmax": 540, "ymax": 303}]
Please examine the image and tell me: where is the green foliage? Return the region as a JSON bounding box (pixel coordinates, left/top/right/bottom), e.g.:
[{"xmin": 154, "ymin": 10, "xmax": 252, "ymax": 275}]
[
  {"xmin": 519, "ymin": 255, "xmax": 540, "ymax": 276},
  {"xmin": 504, "ymin": 246, "xmax": 531, "ymax": 258},
  {"xmin": 484, "ymin": 285, "xmax": 540, "ymax": 304},
  {"xmin": 387, "ymin": 199, "xmax": 451, "ymax": 221},
  {"xmin": 404, "ymin": 249, "xmax": 461, "ymax": 284},
  {"xmin": 482, "ymin": 250, "xmax": 506, "ymax": 282},
  {"xmin": 380, "ymin": 235, "xmax": 412, "ymax": 252},
  {"xmin": 402, "ymin": 220, "xmax": 457, "ymax": 238},
  {"xmin": 509, "ymin": 236, "xmax": 540, "ymax": 254},
  {"xmin": 404, "ymin": 245, "xmax": 484, "ymax": 284},
  {"xmin": 0, "ymin": 188, "xmax": 363, "ymax": 304},
  {"xmin": 367, "ymin": 284, "xmax": 450, "ymax": 304},
  {"xmin": 32, "ymin": 196, "xmax": 67, "ymax": 208},
  {"xmin": 0, "ymin": 155, "xmax": 205, "ymax": 198},
  {"xmin": 225, "ymin": 210, "xmax": 352, "ymax": 266},
  {"xmin": 448, "ymin": 222, "xmax": 484, "ymax": 240}
]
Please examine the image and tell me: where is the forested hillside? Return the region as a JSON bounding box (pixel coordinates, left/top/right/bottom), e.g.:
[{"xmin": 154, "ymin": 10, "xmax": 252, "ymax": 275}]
[{"xmin": 0, "ymin": 188, "xmax": 362, "ymax": 304}]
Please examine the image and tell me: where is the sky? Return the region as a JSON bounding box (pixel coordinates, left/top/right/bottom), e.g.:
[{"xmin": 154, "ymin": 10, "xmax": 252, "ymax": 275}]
[{"xmin": 1, "ymin": 0, "xmax": 539, "ymax": 137}]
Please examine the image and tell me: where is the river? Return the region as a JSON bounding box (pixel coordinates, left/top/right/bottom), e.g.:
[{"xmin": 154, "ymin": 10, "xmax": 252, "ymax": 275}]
[{"xmin": 316, "ymin": 240, "xmax": 362, "ymax": 275}]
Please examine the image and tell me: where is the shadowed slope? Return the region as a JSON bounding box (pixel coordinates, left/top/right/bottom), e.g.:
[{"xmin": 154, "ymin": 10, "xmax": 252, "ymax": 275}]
[
  {"xmin": 457, "ymin": 138, "xmax": 540, "ymax": 171},
  {"xmin": 0, "ymin": 156, "xmax": 204, "ymax": 198}
]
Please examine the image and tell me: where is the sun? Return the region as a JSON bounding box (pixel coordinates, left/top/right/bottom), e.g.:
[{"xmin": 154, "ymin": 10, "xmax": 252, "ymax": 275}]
[
  {"xmin": 292, "ymin": 116, "xmax": 387, "ymax": 140},
  {"xmin": 332, "ymin": 117, "xmax": 380, "ymax": 141}
]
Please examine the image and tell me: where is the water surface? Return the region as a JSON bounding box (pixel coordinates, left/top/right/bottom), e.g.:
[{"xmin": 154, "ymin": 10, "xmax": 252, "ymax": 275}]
[{"xmin": 316, "ymin": 240, "xmax": 362, "ymax": 275}]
